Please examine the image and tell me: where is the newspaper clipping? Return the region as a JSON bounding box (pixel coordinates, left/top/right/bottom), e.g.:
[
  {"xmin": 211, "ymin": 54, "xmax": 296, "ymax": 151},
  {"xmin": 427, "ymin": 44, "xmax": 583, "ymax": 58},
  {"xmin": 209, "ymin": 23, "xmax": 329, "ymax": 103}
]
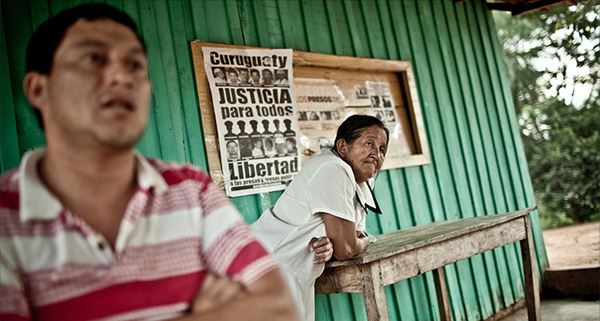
[
  {"xmin": 203, "ymin": 47, "xmax": 300, "ymax": 197},
  {"xmin": 365, "ymin": 81, "xmax": 399, "ymax": 128},
  {"xmin": 295, "ymin": 78, "xmax": 346, "ymax": 165}
]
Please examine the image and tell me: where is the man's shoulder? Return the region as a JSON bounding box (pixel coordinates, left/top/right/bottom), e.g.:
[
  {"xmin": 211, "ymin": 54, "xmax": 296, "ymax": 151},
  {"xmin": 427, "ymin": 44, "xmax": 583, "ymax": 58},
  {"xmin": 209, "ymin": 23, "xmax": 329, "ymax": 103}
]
[
  {"xmin": 0, "ymin": 167, "xmax": 20, "ymax": 188},
  {"xmin": 0, "ymin": 169, "xmax": 20, "ymax": 211},
  {"xmin": 143, "ymin": 157, "xmax": 212, "ymax": 187}
]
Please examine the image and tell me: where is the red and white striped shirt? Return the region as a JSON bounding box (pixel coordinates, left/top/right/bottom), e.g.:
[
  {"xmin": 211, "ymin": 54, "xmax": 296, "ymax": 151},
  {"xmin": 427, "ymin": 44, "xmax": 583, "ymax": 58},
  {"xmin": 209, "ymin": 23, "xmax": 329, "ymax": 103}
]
[{"xmin": 0, "ymin": 149, "xmax": 277, "ymax": 321}]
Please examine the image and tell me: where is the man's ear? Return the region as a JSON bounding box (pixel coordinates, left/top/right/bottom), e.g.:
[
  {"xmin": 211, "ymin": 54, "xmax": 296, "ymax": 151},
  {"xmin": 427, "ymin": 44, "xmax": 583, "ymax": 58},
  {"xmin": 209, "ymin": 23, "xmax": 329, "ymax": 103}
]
[
  {"xmin": 23, "ymin": 72, "xmax": 49, "ymax": 113},
  {"xmin": 336, "ymin": 139, "xmax": 348, "ymax": 158}
]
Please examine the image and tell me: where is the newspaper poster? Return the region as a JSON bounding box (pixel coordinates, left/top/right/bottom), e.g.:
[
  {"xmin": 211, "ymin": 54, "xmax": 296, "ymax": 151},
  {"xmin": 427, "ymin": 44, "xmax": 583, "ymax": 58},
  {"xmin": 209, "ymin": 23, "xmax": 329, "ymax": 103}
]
[
  {"xmin": 295, "ymin": 78, "xmax": 346, "ymax": 165},
  {"xmin": 203, "ymin": 47, "xmax": 300, "ymax": 197},
  {"xmin": 366, "ymin": 81, "xmax": 399, "ymax": 127}
]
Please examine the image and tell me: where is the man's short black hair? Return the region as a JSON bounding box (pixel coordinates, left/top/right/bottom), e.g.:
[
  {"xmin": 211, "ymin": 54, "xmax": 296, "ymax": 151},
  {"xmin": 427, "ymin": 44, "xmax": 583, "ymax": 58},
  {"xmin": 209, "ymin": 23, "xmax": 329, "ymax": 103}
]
[{"xmin": 26, "ymin": 3, "xmax": 145, "ymax": 75}]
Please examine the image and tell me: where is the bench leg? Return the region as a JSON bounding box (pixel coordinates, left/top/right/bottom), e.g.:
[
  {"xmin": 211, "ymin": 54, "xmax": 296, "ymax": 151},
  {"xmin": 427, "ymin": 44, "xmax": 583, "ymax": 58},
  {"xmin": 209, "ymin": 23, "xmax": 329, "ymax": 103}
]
[
  {"xmin": 520, "ymin": 215, "xmax": 541, "ymax": 321},
  {"xmin": 433, "ymin": 267, "xmax": 452, "ymax": 321},
  {"xmin": 360, "ymin": 263, "xmax": 389, "ymax": 321}
]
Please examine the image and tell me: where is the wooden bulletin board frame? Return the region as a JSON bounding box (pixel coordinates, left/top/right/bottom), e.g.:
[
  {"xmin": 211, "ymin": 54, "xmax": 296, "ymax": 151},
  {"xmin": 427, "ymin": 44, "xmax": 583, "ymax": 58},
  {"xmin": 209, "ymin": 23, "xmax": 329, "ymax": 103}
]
[{"xmin": 191, "ymin": 41, "xmax": 429, "ymax": 187}]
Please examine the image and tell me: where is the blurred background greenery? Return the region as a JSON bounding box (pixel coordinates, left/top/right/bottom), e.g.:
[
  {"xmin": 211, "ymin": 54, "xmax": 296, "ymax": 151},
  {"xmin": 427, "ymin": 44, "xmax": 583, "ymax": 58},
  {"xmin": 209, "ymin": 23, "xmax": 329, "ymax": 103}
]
[{"xmin": 493, "ymin": 0, "xmax": 599, "ymax": 229}]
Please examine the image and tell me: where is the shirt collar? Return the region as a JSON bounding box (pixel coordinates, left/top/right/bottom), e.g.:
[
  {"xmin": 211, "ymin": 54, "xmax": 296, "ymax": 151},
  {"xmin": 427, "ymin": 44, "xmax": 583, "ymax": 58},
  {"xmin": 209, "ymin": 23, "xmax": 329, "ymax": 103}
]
[
  {"xmin": 19, "ymin": 148, "xmax": 168, "ymax": 223},
  {"xmin": 328, "ymin": 149, "xmax": 382, "ymax": 214},
  {"xmin": 356, "ymin": 178, "xmax": 382, "ymax": 214}
]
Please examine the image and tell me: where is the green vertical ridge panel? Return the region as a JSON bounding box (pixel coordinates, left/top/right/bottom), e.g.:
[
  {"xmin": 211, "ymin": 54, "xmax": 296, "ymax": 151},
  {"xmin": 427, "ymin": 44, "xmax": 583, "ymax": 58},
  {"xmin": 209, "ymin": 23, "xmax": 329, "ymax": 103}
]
[
  {"xmin": 386, "ymin": 0, "xmax": 412, "ymax": 60},
  {"xmin": 462, "ymin": 1, "xmax": 516, "ymax": 309},
  {"xmin": 485, "ymin": 12, "xmax": 537, "ymax": 210},
  {"xmin": 138, "ymin": 1, "xmax": 184, "ymax": 162},
  {"xmin": 190, "ymin": 0, "xmax": 209, "ymax": 41},
  {"xmin": 473, "ymin": 0, "xmax": 516, "ymax": 210},
  {"xmin": 442, "ymin": 0, "xmax": 504, "ymax": 314},
  {"xmin": 251, "ymin": 0, "xmax": 284, "ymax": 48},
  {"xmin": 389, "ymin": 1, "xmax": 464, "ymax": 319},
  {"xmin": 471, "ymin": 0, "xmax": 525, "ymax": 304},
  {"xmin": 374, "ymin": 172, "xmax": 400, "ymax": 233},
  {"xmin": 482, "ymin": 2, "xmax": 548, "ymax": 272},
  {"xmin": 205, "ymin": 0, "xmax": 236, "ymax": 44},
  {"xmin": 276, "ymin": 0, "xmax": 308, "ymax": 51},
  {"xmin": 452, "ymin": 2, "xmax": 496, "ymax": 216},
  {"xmin": 47, "ymin": 1, "xmax": 72, "ymax": 16},
  {"xmin": 341, "ymin": 0, "xmax": 370, "ymax": 57},
  {"xmin": 463, "ymin": 1, "xmax": 518, "ymax": 308},
  {"xmin": 359, "ymin": 0, "xmax": 386, "ymax": 59},
  {"xmin": 1, "ymin": 17, "xmax": 21, "ymax": 172},
  {"xmin": 230, "ymin": 195, "xmax": 261, "ymax": 221},
  {"xmin": 301, "ymin": 0, "xmax": 334, "ymax": 54},
  {"xmin": 238, "ymin": 0, "xmax": 260, "ymax": 46},
  {"xmin": 28, "ymin": 0, "xmax": 50, "ymax": 29},
  {"xmin": 349, "ymin": 293, "xmax": 368, "ymax": 321},
  {"xmin": 374, "ymin": 0, "xmax": 400, "ymax": 60},
  {"xmin": 3, "ymin": 1, "xmax": 45, "ymax": 154},
  {"xmin": 136, "ymin": 96, "xmax": 163, "ymax": 159},
  {"xmin": 411, "ymin": 1, "xmax": 479, "ymax": 317},
  {"xmin": 329, "ymin": 293, "xmax": 355, "ymax": 321},
  {"xmin": 153, "ymin": 0, "xmax": 189, "ymax": 163},
  {"xmin": 315, "ymin": 293, "xmax": 334, "ymax": 321},
  {"xmin": 105, "ymin": 0, "xmax": 125, "ymax": 10},
  {"xmin": 224, "ymin": 0, "xmax": 245, "ymax": 45},
  {"xmin": 429, "ymin": 1, "xmax": 495, "ymax": 318},
  {"xmin": 324, "ymin": 0, "xmax": 354, "ymax": 56},
  {"xmin": 467, "ymin": 1, "xmax": 511, "ymax": 213},
  {"xmin": 166, "ymin": 0, "xmax": 208, "ymax": 168},
  {"xmin": 474, "ymin": 0, "xmax": 523, "ymax": 211}
]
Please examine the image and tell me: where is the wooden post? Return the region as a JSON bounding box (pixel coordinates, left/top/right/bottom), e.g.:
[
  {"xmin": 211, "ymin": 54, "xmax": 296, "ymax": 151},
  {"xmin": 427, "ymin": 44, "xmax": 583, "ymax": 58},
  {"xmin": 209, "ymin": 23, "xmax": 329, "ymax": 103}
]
[
  {"xmin": 360, "ymin": 262, "xmax": 388, "ymax": 320},
  {"xmin": 520, "ymin": 215, "xmax": 541, "ymax": 321},
  {"xmin": 433, "ymin": 267, "xmax": 452, "ymax": 321}
]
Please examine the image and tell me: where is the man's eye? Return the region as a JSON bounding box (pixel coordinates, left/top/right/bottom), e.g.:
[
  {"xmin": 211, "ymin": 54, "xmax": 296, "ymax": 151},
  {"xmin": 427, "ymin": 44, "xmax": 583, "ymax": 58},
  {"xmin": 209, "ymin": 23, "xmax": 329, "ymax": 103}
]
[
  {"xmin": 84, "ymin": 53, "xmax": 104, "ymax": 64},
  {"xmin": 128, "ymin": 61, "xmax": 140, "ymax": 70}
]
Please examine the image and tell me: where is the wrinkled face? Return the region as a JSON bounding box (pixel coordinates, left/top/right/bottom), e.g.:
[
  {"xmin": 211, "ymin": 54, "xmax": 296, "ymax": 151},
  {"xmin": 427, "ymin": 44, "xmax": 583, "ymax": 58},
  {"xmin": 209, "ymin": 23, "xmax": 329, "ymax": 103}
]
[
  {"xmin": 28, "ymin": 18, "xmax": 151, "ymax": 151},
  {"xmin": 337, "ymin": 125, "xmax": 387, "ymax": 184}
]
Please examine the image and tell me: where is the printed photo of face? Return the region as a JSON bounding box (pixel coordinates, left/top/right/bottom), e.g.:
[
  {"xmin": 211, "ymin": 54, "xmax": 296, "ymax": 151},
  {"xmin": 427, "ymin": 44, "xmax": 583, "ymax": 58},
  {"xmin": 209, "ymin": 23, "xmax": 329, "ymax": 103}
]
[
  {"xmin": 227, "ymin": 140, "xmax": 240, "ymax": 159},
  {"xmin": 262, "ymin": 69, "xmax": 274, "ymax": 86}
]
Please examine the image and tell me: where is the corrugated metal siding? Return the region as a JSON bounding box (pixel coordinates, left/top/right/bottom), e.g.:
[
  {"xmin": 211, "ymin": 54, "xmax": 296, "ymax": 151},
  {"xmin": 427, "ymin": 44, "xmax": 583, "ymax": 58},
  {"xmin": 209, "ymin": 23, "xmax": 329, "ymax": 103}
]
[{"xmin": 0, "ymin": 0, "xmax": 548, "ymax": 320}]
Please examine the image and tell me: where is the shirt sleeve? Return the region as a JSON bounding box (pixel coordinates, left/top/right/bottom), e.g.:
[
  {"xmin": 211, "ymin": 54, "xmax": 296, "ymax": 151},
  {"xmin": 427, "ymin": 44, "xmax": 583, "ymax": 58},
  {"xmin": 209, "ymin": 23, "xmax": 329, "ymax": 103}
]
[
  {"xmin": 198, "ymin": 177, "xmax": 278, "ymax": 286},
  {"xmin": 305, "ymin": 161, "xmax": 356, "ymax": 223}
]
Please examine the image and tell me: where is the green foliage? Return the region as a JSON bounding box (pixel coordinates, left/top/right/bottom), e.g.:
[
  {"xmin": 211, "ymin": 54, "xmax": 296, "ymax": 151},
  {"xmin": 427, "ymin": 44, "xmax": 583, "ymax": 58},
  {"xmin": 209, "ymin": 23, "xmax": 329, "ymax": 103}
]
[
  {"xmin": 521, "ymin": 98, "xmax": 600, "ymax": 225},
  {"xmin": 494, "ymin": 2, "xmax": 600, "ymax": 227}
]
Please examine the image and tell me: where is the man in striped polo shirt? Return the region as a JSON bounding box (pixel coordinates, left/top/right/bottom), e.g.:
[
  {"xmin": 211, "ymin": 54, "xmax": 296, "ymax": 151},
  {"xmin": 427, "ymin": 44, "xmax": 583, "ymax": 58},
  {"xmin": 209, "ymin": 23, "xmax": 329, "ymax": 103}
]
[{"xmin": 0, "ymin": 4, "xmax": 298, "ymax": 321}]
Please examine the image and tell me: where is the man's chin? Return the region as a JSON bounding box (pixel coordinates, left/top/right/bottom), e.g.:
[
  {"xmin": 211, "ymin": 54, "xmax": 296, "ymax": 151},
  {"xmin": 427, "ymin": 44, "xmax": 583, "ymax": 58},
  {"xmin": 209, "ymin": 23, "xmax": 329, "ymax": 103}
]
[{"xmin": 94, "ymin": 129, "xmax": 145, "ymax": 150}]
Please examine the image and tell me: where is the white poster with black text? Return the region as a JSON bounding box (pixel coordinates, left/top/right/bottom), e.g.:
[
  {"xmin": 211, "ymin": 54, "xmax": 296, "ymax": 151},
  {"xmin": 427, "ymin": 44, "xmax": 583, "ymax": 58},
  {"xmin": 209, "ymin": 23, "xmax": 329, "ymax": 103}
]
[{"xmin": 203, "ymin": 47, "xmax": 300, "ymax": 197}]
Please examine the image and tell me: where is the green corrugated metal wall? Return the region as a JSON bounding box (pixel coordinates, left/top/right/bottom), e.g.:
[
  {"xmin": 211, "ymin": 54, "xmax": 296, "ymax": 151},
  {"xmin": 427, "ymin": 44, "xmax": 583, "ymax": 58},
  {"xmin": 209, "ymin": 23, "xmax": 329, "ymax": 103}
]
[{"xmin": 0, "ymin": 0, "xmax": 548, "ymax": 320}]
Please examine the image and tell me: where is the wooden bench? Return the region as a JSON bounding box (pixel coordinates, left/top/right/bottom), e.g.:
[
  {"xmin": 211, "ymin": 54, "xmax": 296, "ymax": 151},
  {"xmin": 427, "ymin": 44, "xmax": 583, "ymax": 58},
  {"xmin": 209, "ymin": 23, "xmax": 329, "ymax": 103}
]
[{"xmin": 315, "ymin": 206, "xmax": 540, "ymax": 321}]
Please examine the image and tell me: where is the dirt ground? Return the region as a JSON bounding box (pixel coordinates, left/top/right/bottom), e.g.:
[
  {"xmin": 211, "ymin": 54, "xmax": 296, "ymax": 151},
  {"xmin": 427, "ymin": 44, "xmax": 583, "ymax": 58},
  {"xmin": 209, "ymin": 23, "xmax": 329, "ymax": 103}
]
[{"xmin": 542, "ymin": 222, "xmax": 600, "ymax": 268}]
